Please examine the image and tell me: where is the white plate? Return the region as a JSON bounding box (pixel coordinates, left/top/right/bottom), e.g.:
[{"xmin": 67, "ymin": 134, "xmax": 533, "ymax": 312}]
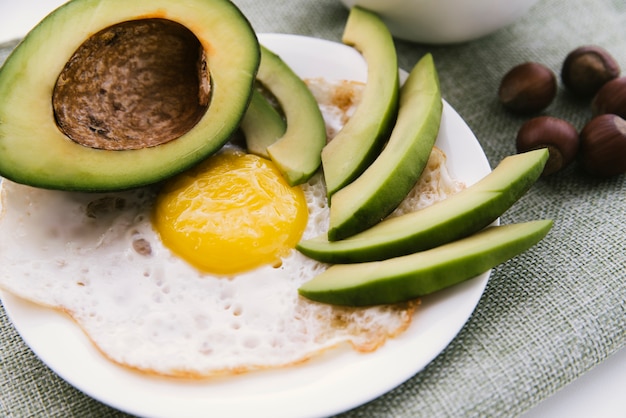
[{"xmin": 0, "ymin": 33, "xmax": 491, "ymax": 418}]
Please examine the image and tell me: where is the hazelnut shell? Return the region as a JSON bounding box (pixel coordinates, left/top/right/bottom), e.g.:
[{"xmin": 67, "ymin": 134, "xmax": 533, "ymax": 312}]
[
  {"xmin": 516, "ymin": 116, "xmax": 579, "ymax": 176},
  {"xmin": 592, "ymin": 76, "xmax": 626, "ymax": 119},
  {"xmin": 499, "ymin": 62, "xmax": 557, "ymax": 114},
  {"xmin": 579, "ymin": 114, "xmax": 626, "ymax": 177},
  {"xmin": 561, "ymin": 45, "xmax": 620, "ymax": 98}
]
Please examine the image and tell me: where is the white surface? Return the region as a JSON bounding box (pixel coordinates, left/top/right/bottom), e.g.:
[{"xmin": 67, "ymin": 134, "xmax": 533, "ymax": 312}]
[
  {"xmin": 0, "ymin": 0, "xmax": 68, "ymax": 42},
  {"xmin": 523, "ymin": 347, "xmax": 626, "ymax": 418},
  {"xmin": 0, "ymin": 29, "xmax": 492, "ymax": 417},
  {"xmin": 0, "ymin": 2, "xmax": 624, "ymax": 417},
  {"xmin": 338, "ymin": 0, "xmax": 541, "ymax": 44}
]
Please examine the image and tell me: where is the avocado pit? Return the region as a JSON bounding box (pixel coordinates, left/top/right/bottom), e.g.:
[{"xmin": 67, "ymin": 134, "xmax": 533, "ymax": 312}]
[{"xmin": 52, "ymin": 19, "xmax": 210, "ymax": 151}]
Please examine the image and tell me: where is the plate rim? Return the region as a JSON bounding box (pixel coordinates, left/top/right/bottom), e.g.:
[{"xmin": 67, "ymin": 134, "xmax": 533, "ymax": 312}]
[{"xmin": 0, "ymin": 33, "xmax": 492, "ymax": 418}]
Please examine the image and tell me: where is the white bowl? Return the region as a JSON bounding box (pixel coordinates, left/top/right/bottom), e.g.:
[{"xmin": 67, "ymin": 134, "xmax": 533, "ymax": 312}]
[{"xmin": 338, "ymin": 0, "xmax": 541, "ymax": 44}]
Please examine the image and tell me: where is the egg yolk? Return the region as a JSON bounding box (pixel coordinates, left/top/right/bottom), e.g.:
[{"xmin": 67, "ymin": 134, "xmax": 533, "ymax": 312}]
[{"xmin": 153, "ymin": 150, "xmax": 308, "ymax": 275}]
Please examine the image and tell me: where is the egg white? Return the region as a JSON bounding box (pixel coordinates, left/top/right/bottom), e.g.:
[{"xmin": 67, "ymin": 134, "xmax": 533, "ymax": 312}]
[{"xmin": 0, "ymin": 79, "xmax": 461, "ymax": 378}]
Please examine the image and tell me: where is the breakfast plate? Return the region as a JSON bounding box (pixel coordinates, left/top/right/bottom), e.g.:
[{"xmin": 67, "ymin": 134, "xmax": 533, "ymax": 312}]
[{"xmin": 0, "ymin": 33, "xmax": 491, "ymax": 418}]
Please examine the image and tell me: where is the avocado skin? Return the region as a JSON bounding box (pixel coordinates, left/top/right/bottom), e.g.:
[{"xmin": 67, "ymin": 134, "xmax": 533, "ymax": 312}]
[
  {"xmin": 321, "ymin": 6, "xmax": 399, "ymax": 197},
  {"xmin": 326, "ymin": 53, "xmax": 442, "ymax": 241},
  {"xmin": 0, "ymin": 0, "xmax": 259, "ymax": 191},
  {"xmin": 298, "ymin": 220, "xmax": 553, "ymax": 306},
  {"xmin": 297, "ymin": 148, "xmax": 549, "ymax": 263}
]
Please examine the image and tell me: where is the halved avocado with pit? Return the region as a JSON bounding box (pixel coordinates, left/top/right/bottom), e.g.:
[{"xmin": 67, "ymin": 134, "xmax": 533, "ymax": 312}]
[{"xmin": 0, "ymin": 0, "xmax": 259, "ymax": 191}]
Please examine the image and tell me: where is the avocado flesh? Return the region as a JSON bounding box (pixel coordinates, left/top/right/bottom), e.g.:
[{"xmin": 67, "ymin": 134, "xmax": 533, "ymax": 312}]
[
  {"xmin": 299, "ymin": 220, "xmax": 553, "ymax": 306},
  {"xmin": 255, "ymin": 46, "xmax": 326, "ymax": 186},
  {"xmin": 0, "ymin": 0, "xmax": 259, "ymax": 191},
  {"xmin": 241, "ymin": 89, "xmax": 286, "ymax": 159},
  {"xmin": 327, "ymin": 53, "xmax": 442, "ymax": 241},
  {"xmin": 298, "ymin": 148, "xmax": 549, "ymax": 263},
  {"xmin": 321, "ymin": 6, "xmax": 399, "ymax": 197}
]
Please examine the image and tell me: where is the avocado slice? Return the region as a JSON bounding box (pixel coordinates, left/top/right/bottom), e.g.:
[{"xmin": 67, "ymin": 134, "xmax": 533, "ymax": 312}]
[
  {"xmin": 241, "ymin": 89, "xmax": 286, "ymax": 159},
  {"xmin": 0, "ymin": 0, "xmax": 259, "ymax": 191},
  {"xmin": 321, "ymin": 6, "xmax": 399, "ymax": 197},
  {"xmin": 254, "ymin": 46, "xmax": 326, "ymax": 186},
  {"xmin": 326, "ymin": 53, "xmax": 442, "ymax": 241},
  {"xmin": 298, "ymin": 148, "xmax": 549, "ymax": 263},
  {"xmin": 299, "ymin": 220, "xmax": 553, "ymax": 306}
]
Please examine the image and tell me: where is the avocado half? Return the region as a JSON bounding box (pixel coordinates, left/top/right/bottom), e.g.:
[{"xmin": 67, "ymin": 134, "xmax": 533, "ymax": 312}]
[{"xmin": 0, "ymin": 0, "xmax": 260, "ymax": 191}]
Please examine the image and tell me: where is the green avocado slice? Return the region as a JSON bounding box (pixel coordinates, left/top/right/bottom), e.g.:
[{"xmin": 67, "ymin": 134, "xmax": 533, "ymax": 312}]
[
  {"xmin": 241, "ymin": 89, "xmax": 286, "ymax": 159},
  {"xmin": 255, "ymin": 46, "xmax": 327, "ymax": 186},
  {"xmin": 298, "ymin": 148, "xmax": 549, "ymax": 263},
  {"xmin": 299, "ymin": 220, "xmax": 553, "ymax": 306},
  {"xmin": 321, "ymin": 6, "xmax": 399, "ymax": 197},
  {"xmin": 0, "ymin": 0, "xmax": 259, "ymax": 191},
  {"xmin": 327, "ymin": 53, "xmax": 442, "ymax": 241}
]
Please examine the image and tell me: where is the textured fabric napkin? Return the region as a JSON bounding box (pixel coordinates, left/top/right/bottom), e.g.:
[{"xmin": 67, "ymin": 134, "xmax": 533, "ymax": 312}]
[{"xmin": 1, "ymin": 0, "xmax": 625, "ymax": 416}]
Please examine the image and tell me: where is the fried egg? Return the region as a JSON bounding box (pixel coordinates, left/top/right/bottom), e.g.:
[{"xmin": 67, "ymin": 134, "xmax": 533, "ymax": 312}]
[
  {"xmin": 0, "ymin": 79, "xmax": 463, "ymax": 378},
  {"xmin": 153, "ymin": 149, "xmax": 308, "ymax": 275}
]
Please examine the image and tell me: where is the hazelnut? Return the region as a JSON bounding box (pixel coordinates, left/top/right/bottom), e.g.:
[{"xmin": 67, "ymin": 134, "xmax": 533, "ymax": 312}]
[
  {"xmin": 591, "ymin": 76, "xmax": 626, "ymax": 119},
  {"xmin": 561, "ymin": 45, "xmax": 620, "ymax": 98},
  {"xmin": 498, "ymin": 62, "xmax": 557, "ymax": 114},
  {"xmin": 516, "ymin": 116, "xmax": 579, "ymax": 176},
  {"xmin": 579, "ymin": 114, "xmax": 626, "ymax": 177}
]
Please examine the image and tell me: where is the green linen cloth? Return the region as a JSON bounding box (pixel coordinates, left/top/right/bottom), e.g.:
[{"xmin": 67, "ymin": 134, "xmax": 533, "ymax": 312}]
[{"xmin": 1, "ymin": 0, "xmax": 625, "ymax": 416}]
